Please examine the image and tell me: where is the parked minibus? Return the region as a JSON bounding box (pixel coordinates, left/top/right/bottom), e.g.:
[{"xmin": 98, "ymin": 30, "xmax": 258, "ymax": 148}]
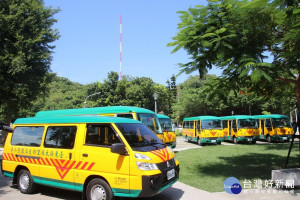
[
  {"xmin": 35, "ymin": 106, "xmax": 165, "ymax": 144},
  {"xmin": 182, "ymin": 116, "xmax": 223, "ymax": 145},
  {"xmin": 1, "ymin": 115, "xmax": 179, "ymax": 200},
  {"xmin": 252, "ymin": 114, "xmax": 293, "ymax": 142},
  {"xmin": 220, "ymin": 115, "xmax": 259, "ymax": 144},
  {"xmin": 157, "ymin": 114, "xmax": 176, "ymax": 148}
]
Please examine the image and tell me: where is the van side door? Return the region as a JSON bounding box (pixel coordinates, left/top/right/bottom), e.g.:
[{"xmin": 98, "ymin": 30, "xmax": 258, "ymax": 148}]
[
  {"xmin": 40, "ymin": 125, "xmax": 77, "ymax": 189},
  {"xmin": 78, "ymin": 123, "xmax": 130, "ymax": 194}
]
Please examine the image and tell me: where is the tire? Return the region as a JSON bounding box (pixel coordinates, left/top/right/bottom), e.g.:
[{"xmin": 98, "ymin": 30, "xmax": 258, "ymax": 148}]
[
  {"xmin": 233, "ymin": 137, "xmax": 238, "ymax": 144},
  {"xmin": 251, "ymin": 141, "xmax": 256, "ymax": 144},
  {"xmin": 184, "ymin": 136, "xmax": 189, "ymax": 143},
  {"xmin": 267, "ymin": 135, "xmax": 271, "ymax": 143},
  {"xmin": 197, "ymin": 138, "xmax": 203, "ymax": 146},
  {"xmin": 86, "ymin": 178, "xmax": 114, "ymax": 200},
  {"xmin": 17, "ymin": 169, "xmax": 37, "ymax": 194}
]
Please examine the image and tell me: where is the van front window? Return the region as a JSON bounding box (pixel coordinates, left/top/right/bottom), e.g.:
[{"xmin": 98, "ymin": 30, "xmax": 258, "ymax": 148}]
[
  {"xmin": 116, "ymin": 123, "xmax": 165, "ymax": 152},
  {"xmin": 136, "ymin": 113, "xmax": 163, "ymax": 134}
]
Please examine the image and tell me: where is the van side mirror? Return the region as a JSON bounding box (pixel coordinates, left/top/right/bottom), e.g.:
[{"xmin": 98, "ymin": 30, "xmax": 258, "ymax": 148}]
[{"xmin": 111, "ymin": 143, "xmax": 127, "ymax": 155}]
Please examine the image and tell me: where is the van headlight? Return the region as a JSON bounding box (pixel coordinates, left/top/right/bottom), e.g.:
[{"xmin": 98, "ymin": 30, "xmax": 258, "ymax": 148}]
[
  {"xmin": 136, "ymin": 162, "xmax": 158, "ymax": 170},
  {"xmin": 135, "ymin": 153, "xmax": 151, "ymax": 160}
]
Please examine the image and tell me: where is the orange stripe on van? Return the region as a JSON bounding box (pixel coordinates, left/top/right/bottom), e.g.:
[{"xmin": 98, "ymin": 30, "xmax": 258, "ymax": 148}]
[
  {"xmin": 150, "ymin": 148, "xmax": 170, "ymax": 162},
  {"xmin": 3, "ymin": 153, "xmax": 95, "ymax": 180}
]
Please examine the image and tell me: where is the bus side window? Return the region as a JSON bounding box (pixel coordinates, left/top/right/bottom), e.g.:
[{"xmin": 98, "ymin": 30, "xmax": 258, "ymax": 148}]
[
  {"xmin": 265, "ymin": 119, "xmax": 272, "ymax": 128},
  {"xmin": 190, "ymin": 121, "xmax": 194, "ymax": 129},
  {"xmin": 232, "ymin": 120, "xmax": 237, "ymax": 130},
  {"xmin": 116, "ymin": 114, "xmax": 134, "ymax": 119}
]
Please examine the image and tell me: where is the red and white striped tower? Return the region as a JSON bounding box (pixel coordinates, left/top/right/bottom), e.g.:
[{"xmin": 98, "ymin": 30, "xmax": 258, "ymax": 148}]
[{"xmin": 119, "ymin": 15, "xmax": 122, "ymax": 81}]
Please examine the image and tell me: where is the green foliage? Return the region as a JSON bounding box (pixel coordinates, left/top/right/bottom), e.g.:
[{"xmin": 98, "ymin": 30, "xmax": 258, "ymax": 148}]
[
  {"xmin": 21, "ymin": 74, "xmax": 89, "ymax": 117},
  {"xmin": 0, "ymin": 0, "xmax": 59, "ymax": 122},
  {"xmin": 168, "ymin": 0, "xmax": 300, "ymax": 110},
  {"xmin": 172, "ymin": 74, "xmax": 295, "ymax": 121}
]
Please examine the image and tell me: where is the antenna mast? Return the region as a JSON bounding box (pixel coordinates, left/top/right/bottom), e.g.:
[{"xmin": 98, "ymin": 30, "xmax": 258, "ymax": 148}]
[{"xmin": 119, "ymin": 15, "xmax": 122, "ymax": 81}]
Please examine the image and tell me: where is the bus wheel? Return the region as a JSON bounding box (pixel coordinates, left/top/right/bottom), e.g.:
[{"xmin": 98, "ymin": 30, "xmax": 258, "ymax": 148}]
[
  {"xmin": 184, "ymin": 136, "xmax": 189, "ymax": 143},
  {"xmin": 233, "ymin": 137, "xmax": 238, "ymax": 144},
  {"xmin": 197, "ymin": 138, "xmax": 203, "ymax": 146},
  {"xmin": 86, "ymin": 178, "xmax": 114, "ymax": 200},
  {"xmin": 267, "ymin": 135, "xmax": 272, "ymax": 143},
  {"xmin": 17, "ymin": 169, "xmax": 37, "ymax": 194}
]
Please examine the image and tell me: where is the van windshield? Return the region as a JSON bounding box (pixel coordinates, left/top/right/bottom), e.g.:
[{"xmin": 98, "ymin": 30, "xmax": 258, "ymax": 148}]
[
  {"xmin": 159, "ymin": 118, "xmax": 174, "ymax": 132},
  {"xmin": 116, "ymin": 123, "xmax": 165, "ymax": 152},
  {"xmin": 136, "ymin": 113, "xmax": 163, "ymax": 134}
]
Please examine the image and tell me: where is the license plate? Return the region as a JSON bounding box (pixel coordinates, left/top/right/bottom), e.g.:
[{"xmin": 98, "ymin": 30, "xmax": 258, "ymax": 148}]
[
  {"xmin": 248, "ymin": 139, "xmax": 252, "ymax": 141},
  {"xmin": 282, "ymin": 137, "xmax": 287, "ymax": 140},
  {"xmin": 167, "ymin": 169, "xmax": 175, "ymax": 180},
  {"xmin": 211, "ymin": 140, "xmax": 216, "ymax": 143}
]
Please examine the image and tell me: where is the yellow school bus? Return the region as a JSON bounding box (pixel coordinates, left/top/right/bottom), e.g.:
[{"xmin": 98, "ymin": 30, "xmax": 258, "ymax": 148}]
[
  {"xmin": 35, "ymin": 106, "xmax": 165, "ymax": 144},
  {"xmin": 182, "ymin": 116, "xmax": 223, "ymax": 145},
  {"xmin": 1, "ymin": 115, "xmax": 179, "ymax": 199},
  {"xmin": 157, "ymin": 114, "xmax": 176, "ymax": 148},
  {"xmin": 253, "ymin": 114, "xmax": 293, "ymax": 142},
  {"xmin": 220, "ymin": 115, "xmax": 259, "ymax": 144}
]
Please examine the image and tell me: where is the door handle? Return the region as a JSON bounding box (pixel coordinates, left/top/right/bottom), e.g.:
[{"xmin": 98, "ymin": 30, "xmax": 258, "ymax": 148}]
[
  {"xmin": 83, "ymin": 153, "xmax": 88, "ymax": 157},
  {"xmin": 69, "ymin": 153, "xmax": 72, "ymax": 160}
]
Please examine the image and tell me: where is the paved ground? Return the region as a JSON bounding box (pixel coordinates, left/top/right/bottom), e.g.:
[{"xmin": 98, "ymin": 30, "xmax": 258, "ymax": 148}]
[{"xmin": 0, "ymin": 137, "xmax": 300, "ymax": 200}]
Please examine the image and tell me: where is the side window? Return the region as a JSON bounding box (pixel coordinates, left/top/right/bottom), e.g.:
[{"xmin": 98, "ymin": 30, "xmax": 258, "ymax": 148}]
[
  {"xmin": 11, "ymin": 126, "xmax": 44, "ymax": 147},
  {"xmin": 183, "ymin": 121, "xmax": 188, "ymax": 128},
  {"xmin": 197, "ymin": 120, "xmax": 200, "ymax": 130},
  {"xmin": 85, "ymin": 124, "xmax": 121, "ymax": 146},
  {"xmin": 116, "ymin": 114, "xmax": 134, "ymax": 119},
  {"xmin": 266, "ymin": 119, "xmax": 272, "ymax": 128},
  {"xmin": 222, "ymin": 121, "xmax": 228, "ymax": 128},
  {"xmin": 44, "ymin": 126, "xmax": 77, "ymax": 149},
  {"xmin": 190, "ymin": 121, "xmax": 194, "ymax": 129},
  {"xmin": 232, "ymin": 120, "xmax": 237, "ymax": 129}
]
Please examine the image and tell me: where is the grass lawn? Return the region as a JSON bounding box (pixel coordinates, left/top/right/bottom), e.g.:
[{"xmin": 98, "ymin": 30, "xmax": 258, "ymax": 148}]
[{"xmin": 175, "ymin": 142, "xmax": 300, "ymax": 192}]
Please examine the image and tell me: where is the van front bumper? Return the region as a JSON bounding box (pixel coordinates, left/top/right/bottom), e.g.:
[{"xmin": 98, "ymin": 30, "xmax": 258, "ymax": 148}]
[{"xmin": 138, "ymin": 161, "xmax": 179, "ymax": 197}]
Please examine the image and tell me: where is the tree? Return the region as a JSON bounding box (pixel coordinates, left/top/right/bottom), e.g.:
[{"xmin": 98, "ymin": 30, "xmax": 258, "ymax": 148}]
[
  {"xmin": 0, "ymin": 0, "xmax": 59, "ymax": 122},
  {"xmin": 168, "ymin": 0, "xmax": 300, "ymax": 111}
]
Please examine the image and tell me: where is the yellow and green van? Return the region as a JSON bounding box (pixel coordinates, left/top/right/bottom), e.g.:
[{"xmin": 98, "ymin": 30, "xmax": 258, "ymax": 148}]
[
  {"xmin": 35, "ymin": 106, "xmax": 165, "ymax": 144},
  {"xmin": 253, "ymin": 114, "xmax": 293, "ymax": 142},
  {"xmin": 1, "ymin": 115, "xmax": 179, "ymax": 199},
  {"xmin": 220, "ymin": 115, "xmax": 259, "ymax": 144},
  {"xmin": 157, "ymin": 114, "xmax": 176, "ymax": 148},
  {"xmin": 182, "ymin": 116, "xmax": 223, "ymax": 145}
]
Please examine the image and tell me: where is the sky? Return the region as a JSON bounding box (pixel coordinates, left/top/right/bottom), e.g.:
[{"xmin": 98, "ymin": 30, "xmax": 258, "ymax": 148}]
[{"xmin": 44, "ymin": 0, "xmax": 222, "ymax": 86}]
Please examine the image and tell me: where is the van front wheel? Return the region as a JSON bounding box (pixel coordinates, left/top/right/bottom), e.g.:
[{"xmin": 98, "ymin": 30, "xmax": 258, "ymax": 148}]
[
  {"xmin": 86, "ymin": 178, "xmax": 114, "ymax": 200},
  {"xmin": 17, "ymin": 169, "xmax": 36, "ymax": 194}
]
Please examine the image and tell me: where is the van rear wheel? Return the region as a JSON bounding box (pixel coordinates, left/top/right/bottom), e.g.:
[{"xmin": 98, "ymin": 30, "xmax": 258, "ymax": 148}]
[
  {"xmin": 86, "ymin": 178, "xmax": 114, "ymax": 200},
  {"xmin": 17, "ymin": 169, "xmax": 36, "ymax": 194}
]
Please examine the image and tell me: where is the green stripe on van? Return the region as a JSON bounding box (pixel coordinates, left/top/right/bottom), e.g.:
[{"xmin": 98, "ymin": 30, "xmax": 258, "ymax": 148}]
[
  {"xmin": 33, "ymin": 176, "xmax": 83, "ymax": 192},
  {"xmin": 3, "ymin": 171, "xmax": 14, "ymax": 178},
  {"xmin": 112, "ymin": 188, "xmax": 141, "ymax": 197}
]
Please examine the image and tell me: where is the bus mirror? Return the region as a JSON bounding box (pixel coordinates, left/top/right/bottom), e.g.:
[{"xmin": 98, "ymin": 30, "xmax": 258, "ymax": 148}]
[{"xmin": 111, "ymin": 143, "xmax": 127, "ymax": 155}]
